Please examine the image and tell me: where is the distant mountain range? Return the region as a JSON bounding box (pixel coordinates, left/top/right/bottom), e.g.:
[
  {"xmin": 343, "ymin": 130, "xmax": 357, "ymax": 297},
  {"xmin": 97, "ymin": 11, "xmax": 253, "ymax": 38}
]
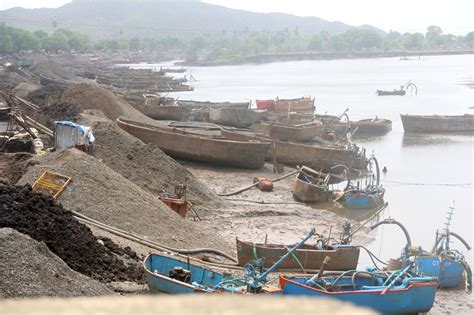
[{"xmin": 0, "ymin": 0, "xmax": 384, "ymax": 40}]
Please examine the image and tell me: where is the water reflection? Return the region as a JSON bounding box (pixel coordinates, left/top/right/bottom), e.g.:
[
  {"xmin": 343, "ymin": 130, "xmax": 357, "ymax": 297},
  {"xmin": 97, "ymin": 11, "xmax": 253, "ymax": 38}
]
[
  {"xmin": 401, "ymin": 133, "xmax": 464, "ymax": 146},
  {"xmin": 311, "ymin": 201, "xmax": 385, "ymax": 223}
]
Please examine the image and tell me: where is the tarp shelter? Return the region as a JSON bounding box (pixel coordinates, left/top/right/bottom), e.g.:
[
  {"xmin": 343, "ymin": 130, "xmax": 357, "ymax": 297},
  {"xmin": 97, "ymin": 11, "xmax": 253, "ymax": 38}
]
[{"xmin": 54, "ymin": 121, "xmax": 95, "ymax": 151}]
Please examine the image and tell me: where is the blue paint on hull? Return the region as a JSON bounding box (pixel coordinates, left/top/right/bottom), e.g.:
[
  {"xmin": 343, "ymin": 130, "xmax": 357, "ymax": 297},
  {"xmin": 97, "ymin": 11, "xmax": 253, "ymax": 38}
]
[
  {"xmin": 345, "ymin": 189, "xmax": 385, "ymax": 209},
  {"xmin": 280, "ymin": 276, "xmax": 437, "ymax": 314},
  {"xmin": 415, "ymin": 256, "xmax": 465, "ymax": 288}
]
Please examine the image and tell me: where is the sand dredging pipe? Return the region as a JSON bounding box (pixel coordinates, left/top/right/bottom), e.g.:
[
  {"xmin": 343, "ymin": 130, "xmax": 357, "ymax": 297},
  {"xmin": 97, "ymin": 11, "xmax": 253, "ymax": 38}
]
[
  {"xmin": 370, "ymin": 218, "xmax": 412, "ymax": 247},
  {"xmin": 71, "ymin": 210, "xmax": 238, "ymax": 263}
]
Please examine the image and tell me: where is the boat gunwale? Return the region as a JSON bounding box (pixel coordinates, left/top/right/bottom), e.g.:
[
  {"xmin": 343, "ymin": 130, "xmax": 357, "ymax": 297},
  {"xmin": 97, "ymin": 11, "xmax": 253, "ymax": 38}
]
[{"xmin": 236, "ymin": 238, "xmax": 358, "ymax": 254}]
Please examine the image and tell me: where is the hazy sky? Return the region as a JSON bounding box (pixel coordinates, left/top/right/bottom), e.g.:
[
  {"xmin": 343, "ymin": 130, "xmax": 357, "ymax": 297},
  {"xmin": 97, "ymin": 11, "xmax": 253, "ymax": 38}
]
[{"xmin": 1, "ymin": 0, "xmax": 472, "ymax": 35}]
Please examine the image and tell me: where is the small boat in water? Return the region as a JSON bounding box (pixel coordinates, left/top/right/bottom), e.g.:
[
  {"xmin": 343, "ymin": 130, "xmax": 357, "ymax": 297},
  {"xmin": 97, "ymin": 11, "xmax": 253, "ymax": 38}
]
[
  {"xmin": 280, "ymin": 271, "xmax": 437, "ymax": 314},
  {"xmin": 236, "ymin": 239, "xmax": 360, "ymax": 271},
  {"xmin": 343, "ymin": 155, "xmax": 385, "ymax": 209},
  {"xmin": 209, "ymin": 107, "xmax": 265, "ymax": 128},
  {"xmin": 351, "ymin": 118, "xmax": 392, "ymax": 135},
  {"xmin": 144, "ymin": 229, "xmax": 316, "ymax": 294},
  {"xmin": 116, "ymin": 118, "xmax": 270, "ymax": 169},
  {"xmin": 264, "ymin": 121, "xmax": 323, "ymax": 142},
  {"xmin": 400, "ymin": 114, "xmax": 474, "ymax": 133},
  {"xmin": 376, "ymin": 89, "xmax": 406, "ymax": 96}
]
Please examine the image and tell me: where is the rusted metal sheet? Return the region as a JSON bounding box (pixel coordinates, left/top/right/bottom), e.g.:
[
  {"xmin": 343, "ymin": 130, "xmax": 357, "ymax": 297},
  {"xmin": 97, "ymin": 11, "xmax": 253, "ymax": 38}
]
[
  {"xmin": 236, "ymin": 239, "xmax": 360, "ymax": 271},
  {"xmin": 264, "ymin": 121, "xmax": 323, "ymax": 142},
  {"xmin": 274, "ymin": 97, "xmax": 315, "ymax": 114},
  {"xmin": 132, "ymin": 104, "xmax": 189, "ymax": 121},
  {"xmin": 116, "ymin": 118, "xmax": 270, "ymax": 169}
]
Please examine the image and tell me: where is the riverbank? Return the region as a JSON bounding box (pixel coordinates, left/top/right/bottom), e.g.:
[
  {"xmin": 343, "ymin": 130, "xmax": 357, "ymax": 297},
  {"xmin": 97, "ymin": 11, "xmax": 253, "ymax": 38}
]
[{"xmin": 181, "ymin": 49, "xmax": 474, "ymax": 66}]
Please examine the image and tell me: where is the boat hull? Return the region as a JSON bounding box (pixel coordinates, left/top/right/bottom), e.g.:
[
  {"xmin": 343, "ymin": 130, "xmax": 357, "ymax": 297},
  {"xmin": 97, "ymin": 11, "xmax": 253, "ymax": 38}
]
[
  {"xmin": 265, "ymin": 122, "xmax": 323, "ymax": 142},
  {"xmin": 401, "ymin": 114, "xmax": 474, "ymax": 133},
  {"xmin": 177, "ymin": 100, "xmax": 250, "ymax": 109},
  {"xmin": 209, "ymin": 108, "xmax": 264, "ymax": 128},
  {"xmin": 351, "ymin": 119, "xmax": 392, "ymax": 135},
  {"xmin": 280, "ymin": 277, "xmax": 437, "ymax": 314},
  {"xmin": 344, "ymin": 190, "xmax": 385, "ymax": 209},
  {"xmin": 133, "ymin": 104, "xmax": 189, "ymax": 121},
  {"xmin": 117, "ymin": 118, "xmax": 270, "ymax": 169},
  {"xmin": 236, "ymin": 240, "xmax": 360, "ymax": 271},
  {"xmin": 415, "ymin": 255, "xmax": 465, "ymax": 288},
  {"xmin": 293, "ymin": 176, "xmax": 328, "ymax": 203},
  {"xmin": 376, "ymin": 89, "xmax": 406, "ymax": 96},
  {"xmin": 274, "ymin": 97, "xmax": 315, "ymax": 114},
  {"xmin": 220, "ymin": 129, "xmax": 367, "ymax": 172}
]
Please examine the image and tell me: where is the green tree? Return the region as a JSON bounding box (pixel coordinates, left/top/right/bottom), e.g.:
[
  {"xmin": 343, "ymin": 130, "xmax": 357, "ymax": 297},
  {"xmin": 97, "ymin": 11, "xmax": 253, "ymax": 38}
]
[
  {"xmin": 128, "ymin": 37, "xmax": 141, "ymax": 51},
  {"xmin": 401, "ymin": 32, "xmax": 424, "ymax": 50},
  {"xmin": 383, "ymin": 31, "xmax": 402, "ymax": 51},
  {"xmin": 0, "ymin": 34, "xmax": 14, "ymax": 53},
  {"xmin": 33, "ymin": 30, "xmax": 48, "ymax": 39},
  {"xmin": 308, "ymin": 34, "xmax": 323, "ymax": 51}
]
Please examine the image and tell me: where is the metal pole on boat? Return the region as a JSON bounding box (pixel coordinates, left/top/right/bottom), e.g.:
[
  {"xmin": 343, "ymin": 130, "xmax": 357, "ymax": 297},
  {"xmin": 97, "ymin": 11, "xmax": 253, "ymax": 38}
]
[
  {"xmin": 306, "ymin": 256, "xmax": 332, "ymax": 286},
  {"xmin": 248, "ymin": 228, "xmax": 316, "ymax": 291}
]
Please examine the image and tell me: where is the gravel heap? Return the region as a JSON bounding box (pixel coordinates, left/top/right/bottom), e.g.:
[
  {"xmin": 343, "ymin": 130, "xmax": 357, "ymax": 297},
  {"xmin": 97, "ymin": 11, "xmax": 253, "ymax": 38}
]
[
  {"xmin": 0, "ymin": 228, "xmax": 112, "ymax": 298},
  {"xmin": 80, "ymin": 111, "xmax": 217, "ymax": 206},
  {"xmin": 18, "ymin": 149, "xmax": 231, "ymax": 252},
  {"xmin": 0, "ymin": 185, "xmax": 144, "ymax": 284},
  {"xmin": 29, "ymin": 59, "xmax": 76, "ymax": 81},
  {"xmin": 0, "ymin": 153, "xmax": 35, "ymax": 185}
]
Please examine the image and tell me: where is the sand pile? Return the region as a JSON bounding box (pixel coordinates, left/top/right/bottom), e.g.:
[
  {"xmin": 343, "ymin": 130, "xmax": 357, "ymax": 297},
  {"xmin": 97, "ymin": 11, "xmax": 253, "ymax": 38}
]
[
  {"xmin": 0, "ymin": 153, "xmax": 35, "ymax": 185},
  {"xmin": 0, "ymin": 185, "xmax": 144, "ymax": 283},
  {"xmin": 0, "ymin": 228, "xmax": 112, "ymax": 298},
  {"xmin": 80, "ymin": 111, "xmax": 217, "ymax": 206},
  {"xmin": 18, "ymin": 149, "xmax": 231, "ymax": 252},
  {"xmin": 26, "ymin": 83, "xmax": 151, "ymax": 123},
  {"xmin": 29, "ymin": 59, "xmax": 76, "ymax": 81}
]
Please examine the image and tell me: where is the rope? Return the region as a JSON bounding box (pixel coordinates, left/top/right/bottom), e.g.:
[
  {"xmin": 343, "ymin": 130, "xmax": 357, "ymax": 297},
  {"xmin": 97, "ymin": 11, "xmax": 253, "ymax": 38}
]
[{"xmin": 381, "ymin": 179, "xmax": 473, "ymax": 188}]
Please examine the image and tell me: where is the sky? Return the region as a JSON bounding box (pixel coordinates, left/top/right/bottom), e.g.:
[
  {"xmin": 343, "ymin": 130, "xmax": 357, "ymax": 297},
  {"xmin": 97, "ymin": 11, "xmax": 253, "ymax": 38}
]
[{"xmin": 0, "ymin": 0, "xmax": 472, "ymax": 35}]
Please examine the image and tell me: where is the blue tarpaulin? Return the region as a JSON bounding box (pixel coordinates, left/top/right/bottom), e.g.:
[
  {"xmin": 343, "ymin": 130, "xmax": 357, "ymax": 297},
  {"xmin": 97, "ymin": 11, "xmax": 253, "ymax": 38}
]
[{"xmin": 54, "ymin": 121, "xmax": 95, "ymax": 144}]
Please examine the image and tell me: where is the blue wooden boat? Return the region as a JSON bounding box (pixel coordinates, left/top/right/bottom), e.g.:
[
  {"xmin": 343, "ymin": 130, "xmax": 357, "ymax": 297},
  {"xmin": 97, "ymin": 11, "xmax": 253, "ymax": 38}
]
[
  {"xmin": 144, "ymin": 229, "xmax": 316, "ymax": 294},
  {"xmin": 343, "ymin": 154, "xmax": 385, "ymax": 209},
  {"xmin": 279, "ymin": 271, "xmax": 438, "ymax": 314},
  {"xmin": 371, "ymin": 210, "xmax": 472, "ymax": 291}
]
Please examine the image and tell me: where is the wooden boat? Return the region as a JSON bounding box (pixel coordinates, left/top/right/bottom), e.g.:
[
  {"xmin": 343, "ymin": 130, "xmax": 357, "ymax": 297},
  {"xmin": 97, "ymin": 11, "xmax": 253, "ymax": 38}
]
[
  {"xmin": 144, "ymin": 254, "xmax": 281, "ymax": 294},
  {"xmin": 132, "ymin": 104, "xmax": 189, "ymax": 121},
  {"xmin": 351, "ymin": 118, "xmax": 392, "ymax": 135},
  {"xmin": 39, "ymin": 73, "xmax": 74, "ymax": 87},
  {"xmin": 209, "ymin": 108, "xmax": 265, "ymax": 128},
  {"xmin": 256, "ymin": 99, "xmax": 275, "ymax": 110},
  {"xmin": 145, "ymin": 229, "xmax": 316, "ymax": 294},
  {"xmin": 264, "ymin": 121, "xmax": 322, "ymax": 142},
  {"xmin": 220, "ymin": 129, "xmax": 368, "ymax": 172},
  {"xmin": 274, "ymin": 97, "xmax": 315, "ymax": 114},
  {"xmin": 400, "ymin": 114, "xmax": 474, "ymax": 133},
  {"xmin": 116, "ymin": 118, "xmax": 270, "ymax": 169},
  {"xmin": 293, "ymin": 166, "xmax": 345, "ymax": 202},
  {"xmin": 237, "ymin": 239, "xmax": 359, "ymax": 271},
  {"xmin": 177, "ymin": 100, "xmax": 250, "ymax": 109},
  {"xmin": 280, "ymin": 273, "xmax": 437, "ymax": 314},
  {"xmin": 376, "ymin": 89, "xmax": 406, "ymax": 96},
  {"xmin": 315, "ymin": 114, "xmax": 351, "ymax": 136}
]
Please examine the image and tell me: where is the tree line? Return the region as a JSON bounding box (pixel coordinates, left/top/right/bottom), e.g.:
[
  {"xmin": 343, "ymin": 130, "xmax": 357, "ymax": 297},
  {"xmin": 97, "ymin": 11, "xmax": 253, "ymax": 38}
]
[{"xmin": 1, "ymin": 22, "xmax": 473, "ymax": 61}]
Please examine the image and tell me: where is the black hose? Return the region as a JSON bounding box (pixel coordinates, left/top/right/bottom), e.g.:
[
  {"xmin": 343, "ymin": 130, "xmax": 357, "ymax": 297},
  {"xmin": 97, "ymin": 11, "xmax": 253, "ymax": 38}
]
[
  {"xmin": 450, "ymin": 231, "xmax": 472, "ymax": 251},
  {"xmin": 370, "ymin": 219, "xmax": 412, "ymax": 247}
]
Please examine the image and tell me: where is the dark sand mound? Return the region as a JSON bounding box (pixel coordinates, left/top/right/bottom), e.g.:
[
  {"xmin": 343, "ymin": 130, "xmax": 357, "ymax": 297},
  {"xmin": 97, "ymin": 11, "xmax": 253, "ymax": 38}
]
[
  {"xmin": 0, "ymin": 185, "xmax": 144, "ymax": 284},
  {"xmin": 0, "ymin": 153, "xmax": 35, "ymax": 185},
  {"xmin": 0, "ymin": 228, "xmax": 113, "ymax": 298}
]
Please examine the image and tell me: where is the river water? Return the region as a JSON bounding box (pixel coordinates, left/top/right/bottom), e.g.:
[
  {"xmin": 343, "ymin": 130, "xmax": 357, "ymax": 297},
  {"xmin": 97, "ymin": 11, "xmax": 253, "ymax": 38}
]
[{"xmin": 136, "ymin": 55, "xmax": 473, "ymax": 310}]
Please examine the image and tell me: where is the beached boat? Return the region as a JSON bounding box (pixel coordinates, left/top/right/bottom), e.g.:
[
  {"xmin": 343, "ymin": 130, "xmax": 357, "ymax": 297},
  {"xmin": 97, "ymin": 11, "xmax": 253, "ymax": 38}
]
[
  {"xmin": 293, "ymin": 166, "xmax": 342, "ymax": 203},
  {"xmin": 116, "ymin": 118, "xmax": 270, "ymax": 169},
  {"xmin": 209, "ymin": 108, "xmax": 265, "ymax": 128},
  {"xmin": 274, "ymin": 97, "xmax": 315, "ymax": 114},
  {"xmin": 177, "ymin": 100, "xmax": 250, "ymax": 109},
  {"xmin": 315, "ymin": 113, "xmax": 351, "ymax": 136},
  {"xmin": 145, "ymin": 229, "xmax": 316, "ymax": 294},
  {"xmin": 132, "ymin": 104, "xmax": 189, "ymax": 121},
  {"xmin": 400, "ymin": 114, "xmax": 474, "ymax": 133},
  {"xmin": 264, "ymin": 121, "xmax": 323, "ymax": 142},
  {"xmin": 351, "ymin": 118, "xmax": 392, "ymax": 135},
  {"xmin": 39, "ymin": 73, "xmax": 74, "ymax": 87},
  {"xmin": 376, "ymin": 89, "xmax": 406, "ymax": 96},
  {"xmin": 220, "ymin": 129, "xmax": 368, "ymax": 172},
  {"xmin": 343, "ymin": 155, "xmax": 385, "ymax": 209},
  {"xmin": 280, "ymin": 273, "xmax": 437, "ymax": 314},
  {"xmin": 144, "ymin": 254, "xmax": 281, "ymax": 294},
  {"xmin": 236, "ymin": 240, "xmax": 359, "ymax": 271}
]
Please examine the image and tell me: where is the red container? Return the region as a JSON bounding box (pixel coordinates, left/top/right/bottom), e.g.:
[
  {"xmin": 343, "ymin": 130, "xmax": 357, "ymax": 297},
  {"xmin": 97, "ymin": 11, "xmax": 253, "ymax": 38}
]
[{"xmin": 256, "ymin": 99, "xmax": 275, "ymax": 110}]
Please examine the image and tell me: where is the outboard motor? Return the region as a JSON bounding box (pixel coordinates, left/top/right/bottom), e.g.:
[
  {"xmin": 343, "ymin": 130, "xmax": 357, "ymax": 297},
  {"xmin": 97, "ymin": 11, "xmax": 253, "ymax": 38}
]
[{"xmin": 169, "ymin": 266, "xmax": 191, "ymax": 283}]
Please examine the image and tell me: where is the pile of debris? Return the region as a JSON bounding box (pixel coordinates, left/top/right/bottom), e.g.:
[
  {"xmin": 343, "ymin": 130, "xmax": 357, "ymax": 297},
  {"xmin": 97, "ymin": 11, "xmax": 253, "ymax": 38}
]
[
  {"xmin": 0, "ymin": 185, "xmax": 144, "ymax": 284},
  {"xmin": 0, "ymin": 228, "xmax": 112, "ymax": 298}
]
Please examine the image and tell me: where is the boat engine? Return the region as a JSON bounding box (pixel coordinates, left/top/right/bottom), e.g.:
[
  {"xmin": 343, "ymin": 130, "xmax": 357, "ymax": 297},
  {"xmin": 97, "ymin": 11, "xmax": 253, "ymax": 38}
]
[{"xmin": 169, "ymin": 266, "xmax": 191, "ymax": 283}]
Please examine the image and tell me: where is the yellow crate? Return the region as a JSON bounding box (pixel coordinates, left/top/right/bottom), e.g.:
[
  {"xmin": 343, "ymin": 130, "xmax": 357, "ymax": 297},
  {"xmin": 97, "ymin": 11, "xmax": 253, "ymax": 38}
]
[{"xmin": 32, "ymin": 170, "xmax": 72, "ymax": 199}]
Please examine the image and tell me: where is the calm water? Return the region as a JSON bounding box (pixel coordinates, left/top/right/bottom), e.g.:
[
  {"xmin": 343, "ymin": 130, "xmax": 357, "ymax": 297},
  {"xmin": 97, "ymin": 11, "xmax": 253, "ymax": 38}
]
[{"xmin": 150, "ymin": 55, "xmax": 473, "ymax": 265}]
